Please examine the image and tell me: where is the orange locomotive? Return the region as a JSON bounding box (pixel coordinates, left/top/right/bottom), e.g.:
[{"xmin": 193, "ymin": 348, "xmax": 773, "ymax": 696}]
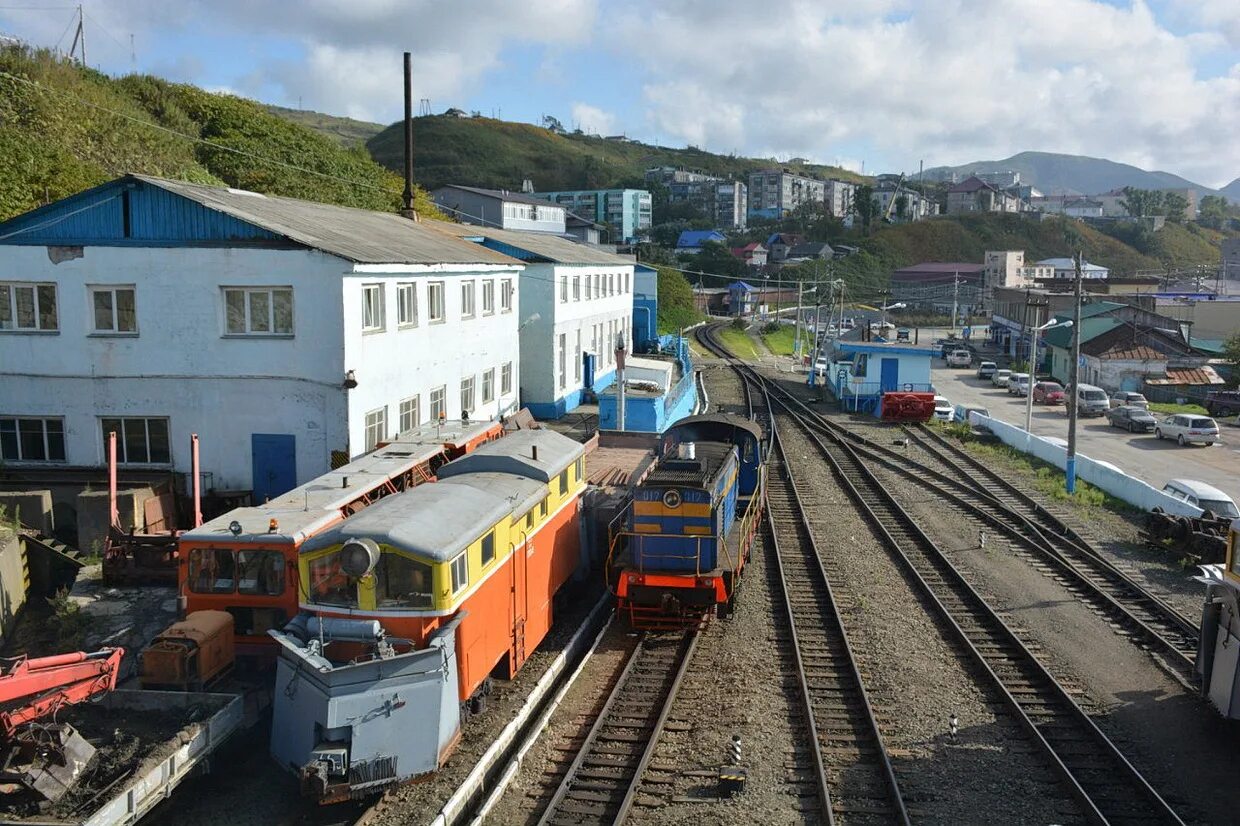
[{"xmin": 176, "ymin": 419, "xmax": 502, "ymax": 659}]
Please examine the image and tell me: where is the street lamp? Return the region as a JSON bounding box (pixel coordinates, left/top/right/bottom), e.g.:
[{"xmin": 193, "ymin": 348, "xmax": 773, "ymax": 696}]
[
  {"xmin": 879, "ymin": 302, "xmax": 906, "ymax": 334},
  {"xmin": 1024, "ymin": 318, "xmax": 1072, "ymax": 434}
]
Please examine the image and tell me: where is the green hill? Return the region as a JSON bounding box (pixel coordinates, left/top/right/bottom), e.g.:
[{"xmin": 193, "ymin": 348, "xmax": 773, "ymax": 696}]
[
  {"xmin": 0, "ymin": 45, "xmax": 438, "ymax": 222},
  {"xmin": 365, "ymin": 114, "xmax": 867, "ymax": 192},
  {"xmin": 264, "ymin": 105, "xmax": 385, "ymax": 147}
]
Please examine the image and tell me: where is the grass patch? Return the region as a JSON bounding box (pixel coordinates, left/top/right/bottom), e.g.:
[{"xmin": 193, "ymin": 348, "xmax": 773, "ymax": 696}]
[
  {"xmin": 716, "ymin": 326, "xmax": 761, "ymax": 361},
  {"xmin": 761, "ymin": 325, "xmax": 797, "ymax": 356},
  {"xmin": 1148, "ymin": 402, "xmax": 1208, "ymax": 416}
]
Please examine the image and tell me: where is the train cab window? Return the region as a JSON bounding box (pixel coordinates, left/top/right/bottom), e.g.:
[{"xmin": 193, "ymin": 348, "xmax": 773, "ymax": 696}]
[
  {"xmin": 188, "ymin": 548, "xmax": 237, "ymax": 594},
  {"xmin": 308, "ymin": 552, "xmax": 357, "ymax": 607},
  {"xmin": 575, "ymin": 457, "xmax": 583, "ymax": 482},
  {"xmin": 237, "ymin": 550, "xmax": 284, "ymax": 595},
  {"xmin": 480, "ymin": 531, "xmax": 495, "ymax": 566},
  {"xmin": 526, "ymin": 510, "xmax": 534, "ymax": 529},
  {"xmin": 374, "ymin": 553, "xmax": 433, "ymax": 609},
  {"xmin": 743, "ymin": 439, "xmax": 754, "ymax": 462},
  {"xmin": 540, "ymin": 496, "xmax": 548, "ymax": 517},
  {"xmin": 450, "ymin": 553, "xmax": 468, "ymax": 594},
  {"xmin": 559, "ymin": 470, "xmax": 568, "ymax": 495}
]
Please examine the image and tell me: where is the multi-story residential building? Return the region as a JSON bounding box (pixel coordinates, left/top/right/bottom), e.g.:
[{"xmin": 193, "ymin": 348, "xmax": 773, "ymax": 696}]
[
  {"xmin": 824, "ymin": 179, "xmax": 857, "ymax": 220},
  {"xmin": 747, "ymin": 170, "xmax": 826, "ymax": 219},
  {"xmin": 983, "ymin": 250, "xmax": 1054, "ymax": 291},
  {"xmin": 431, "ymin": 184, "xmax": 568, "ymax": 233},
  {"xmin": 0, "ymin": 174, "xmax": 525, "ymax": 500},
  {"xmin": 439, "ymin": 224, "xmax": 636, "ymax": 419},
  {"xmin": 644, "ymin": 166, "xmax": 716, "ymax": 185},
  {"xmin": 533, "ymin": 189, "xmax": 653, "ymax": 243},
  {"xmin": 1036, "ymin": 257, "xmax": 1110, "ymax": 280},
  {"xmin": 872, "ymin": 184, "xmax": 937, "ymax": 222},
  {"xmin": 664, "ymin": 179, "xmax": 748, "ymax": 229},
  {"xmin": 945, "ymin": 176, "xmax": 1023, "ymax": 214}
]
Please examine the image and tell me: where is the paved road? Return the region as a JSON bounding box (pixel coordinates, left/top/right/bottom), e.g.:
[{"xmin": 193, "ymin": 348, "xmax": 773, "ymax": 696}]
[{"xmin": 931, "ymin": 361, "xmax": 1240, "ymax": 503}]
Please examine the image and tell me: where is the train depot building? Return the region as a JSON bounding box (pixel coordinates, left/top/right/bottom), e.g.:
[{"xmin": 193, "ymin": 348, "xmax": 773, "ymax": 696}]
[{"xmin": 824, "ymin": 338, "xmax": 936, "ymax": 417}]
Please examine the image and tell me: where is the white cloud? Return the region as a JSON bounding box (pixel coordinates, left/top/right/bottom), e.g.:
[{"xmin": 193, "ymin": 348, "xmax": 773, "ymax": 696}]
[{"xmin": 571, "ymin": 102, "xmax": 617, "ymax": 135}]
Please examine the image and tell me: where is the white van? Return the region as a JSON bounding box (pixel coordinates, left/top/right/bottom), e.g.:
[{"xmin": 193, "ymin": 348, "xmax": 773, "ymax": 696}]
[
  {"xmin": 1160, "ymin": 479, "xmax": 1239, "ymax": 518},
  {"xmin": 1069, "ymin": 383, "xmax": 1109, "ymax": 417}
]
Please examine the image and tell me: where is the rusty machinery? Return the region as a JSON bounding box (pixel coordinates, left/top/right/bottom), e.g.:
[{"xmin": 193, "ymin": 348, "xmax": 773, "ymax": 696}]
[{"xmin": 140, "ymin": 611, "xmax": 235, "ymax": 691}]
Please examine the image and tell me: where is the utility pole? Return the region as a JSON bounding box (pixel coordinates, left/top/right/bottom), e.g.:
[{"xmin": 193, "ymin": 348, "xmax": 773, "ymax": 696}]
[
  {"xmin": 1065, "ymin": 251, "xmax": 1084, "ymax": 495},
  {"xmin": 793, "ymin": 274, "xmax": 803, "ymax": 359},
  {"xmin": 68, "ymin": 5, "xmax": 86, "ymax": 65},
  {"xmin": 951, "ymin": 271, "xmax": 960, "ymax": 335},
  {"xmin": 1023, "ymin": 294, "xmax": 1048, "ymax": 434}
]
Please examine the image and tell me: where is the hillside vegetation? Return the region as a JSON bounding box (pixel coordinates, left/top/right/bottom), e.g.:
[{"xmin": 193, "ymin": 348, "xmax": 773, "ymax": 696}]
[
  {"xmin": 264, "ymin": 105, "xmax": 385, "ymax": 147},
  {"xmin": 366, "ymin": 114, "xmax": 866, "ymax": 192},
  {"xmin": 0, "ymin": 46, "xmax": 438, "ymax": 222}
]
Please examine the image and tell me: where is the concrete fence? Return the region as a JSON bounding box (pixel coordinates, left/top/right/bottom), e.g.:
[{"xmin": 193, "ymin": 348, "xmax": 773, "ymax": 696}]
[{"xmin": 972, "ymin": 413, "xmax": 1203, "ymax": 517}]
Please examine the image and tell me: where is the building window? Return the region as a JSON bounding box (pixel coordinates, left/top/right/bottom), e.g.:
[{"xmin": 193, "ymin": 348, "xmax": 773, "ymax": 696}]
[
  {"xmin": 0, "ymin": 417, "xmax": 65, "ymax": 462},
  {"xmin": 501, "ymin": 362, "xmax": 513, "ymax": 395},
  {"xmin": 560, "ymin": 275, "xmax": 568, "ymax": 303},
  {"xmin": 450, "ymin": 552, "xmax": 468, "ymax": 594},
  {"xmin": 460, "ymin": 376, "xmax": 475, "ymax": 415},
  {"xmin": 100, "ymin": 417, "xmax": 170, "ymax": 465},
  {"xmin": 224, "ymin": 287, "xmax": 293, "ymax": 336},
  {"xmin": 399, "ymin": 395, "xmax": 420, "ymax": 432},
  {"xmin": 364, "ymin": 407, "xmax": 387, "ymax": 451},
  {"xmin": 501, "ymin": 279, "xmax": 513, "ymax": 312},
  {"xmin": 624, "ymin": 272, "xmax": 630, "ymax": 294},
  {"xmin": 572, "ymin": 275, "xmax": 581, "ymax": 301},
  {"xmin": 90, "ymin": 285, "xmax": 137, "ymax": 334},
  {"xmin": 397, "ymin": 283, "xmax": 418, "ymax": 327},
  {"xmin": 558, "ymin": 333, "xmax": 567, "ymax": 390},
  {"xmin": 575, "ymin": 330, "xmax": 582, "ymax": 381},
  {"xmin": 362, "ymin": 284, "xmax": 385, "ymax": 331},
  {"xmin": 430, "ymin": 385, "xmax": 446, "ymax": 422},
  {"xmin": 584, "ymin": 275, "xmax": 592, "ymax": 301},
  {"xmin": 482, "ymin": 369, "xmax": 495, "ymax": 404},
  {"xmin": 0, "ymin": 282, "xmax": 58, "ymax": 332},
  {"xmin": 477, "ymin": 280, "xmax": 494, "ymax": 316},
  {"xmin": 480, "ymin": 531, "xmax": 495, "ymax": 566},
  {"xmin": 428, "ymin": 281, "xmax": 445, "ymax": 323},
  {"xmin": 461, "ymin": 280, "xmax": 476, "ymax": 319}
]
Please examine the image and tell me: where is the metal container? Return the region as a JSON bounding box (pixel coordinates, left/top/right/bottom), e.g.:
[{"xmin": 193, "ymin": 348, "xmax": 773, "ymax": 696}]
[{"xmin": 140, "ymin": 610, "xmax": 235, "ymax": 689}]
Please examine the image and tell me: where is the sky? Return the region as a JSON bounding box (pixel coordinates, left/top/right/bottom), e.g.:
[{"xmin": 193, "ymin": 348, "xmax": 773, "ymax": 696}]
[{"xmin": 3, "ymin": 0, "xmax": 1239, "ymax": 187}]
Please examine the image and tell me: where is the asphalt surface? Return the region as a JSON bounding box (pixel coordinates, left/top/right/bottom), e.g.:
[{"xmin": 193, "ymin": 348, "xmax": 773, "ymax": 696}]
[{"xmin": 930, "ymin": 360, "xmax": 1240, "ymax": 504}]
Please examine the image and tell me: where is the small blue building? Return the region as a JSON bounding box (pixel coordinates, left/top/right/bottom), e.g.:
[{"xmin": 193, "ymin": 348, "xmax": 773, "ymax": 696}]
[
  {"xmin": 598, "ymin": 336, "xmax": 696, "ymax": 433},
  {"xmin": 633, "ymin": 264, "xmax": 659, "ymax": 351},
  {"xmin": 728, "ymin": 281, "xmax": 757, "ymax": 316},
  {"xmin": 828, "ymin": 340, "xmax": 936, "ymax": 416},
  {"xmin": 676, "ymin": 229, "xmax": 727, "ymax": 253}
]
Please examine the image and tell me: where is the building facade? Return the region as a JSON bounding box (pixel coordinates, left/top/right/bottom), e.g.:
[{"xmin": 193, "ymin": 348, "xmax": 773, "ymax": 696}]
[
  {"xmin": 0, "ymin": 177, "xmax": 526, "ymax": 501},
  {"xmin": 945, "ymin": 176, "xmax": 1022, "ymax": 214},
  {"xmin": 824, "ymin": 179, "xmax": 856, "ymax": 220},
  {"xmin": 1036, "ymin": 257, "xmax": 1110, "ymax": 280},
  {"xmin": 533, "ymin": 189, "xmax": 653, "ymax": 243},
  {"xmin": 431, "ymin": 185, "xmax": 567, "ymax": 234},
  {"xmin": 632, "ymin": 264, "xmax": 659, "ymax": 351},
  {"xmin": 889, "ymin": 263, "xmax": 985, "ymax": 314},
  {"xmin": 747, "ymin": 170, "xmax": 825, "ymax": 218}
]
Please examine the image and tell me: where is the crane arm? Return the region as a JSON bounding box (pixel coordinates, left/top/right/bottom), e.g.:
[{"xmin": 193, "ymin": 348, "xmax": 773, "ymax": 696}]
[{"xmin": 0, "ymin": 648, "xmax": 124, "ymax": 737}]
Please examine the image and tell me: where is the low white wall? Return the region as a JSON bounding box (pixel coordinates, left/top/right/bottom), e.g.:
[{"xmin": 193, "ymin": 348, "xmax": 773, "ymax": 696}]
[{"xmin": 972, "ymin": 413, "xmax": 1203, "ymax": 517}]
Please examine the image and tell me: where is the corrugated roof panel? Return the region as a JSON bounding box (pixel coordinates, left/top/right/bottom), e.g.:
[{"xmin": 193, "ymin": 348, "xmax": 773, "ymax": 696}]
[{"xmin": 431, "ymin": 220, "xmax": 633, "ymax": 266}]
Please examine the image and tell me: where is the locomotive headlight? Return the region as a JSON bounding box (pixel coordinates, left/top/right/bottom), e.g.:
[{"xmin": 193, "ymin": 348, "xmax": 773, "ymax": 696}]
[
  {"xmin": 662, "ymin": 489, "xmax": 682, "ymax": 509},
  {"xmin": 340, "ymin": 538, "xmax": 381, "ymax": 578}
]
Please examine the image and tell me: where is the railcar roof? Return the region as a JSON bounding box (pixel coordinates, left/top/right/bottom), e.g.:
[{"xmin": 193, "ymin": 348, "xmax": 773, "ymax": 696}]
[{"xmin": 436, "ymin": 428, "xmax": 581, "ymax": 483}]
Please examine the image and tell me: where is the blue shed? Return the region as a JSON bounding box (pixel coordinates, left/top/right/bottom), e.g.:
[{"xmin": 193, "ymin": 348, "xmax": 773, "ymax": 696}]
[
  {"xmin": 829, "ymin": 340, "xmax": 936, "ymax": 415},
  {"xmin": 633, "ymin": 264, "xmax": 658, "ymax": 351}
]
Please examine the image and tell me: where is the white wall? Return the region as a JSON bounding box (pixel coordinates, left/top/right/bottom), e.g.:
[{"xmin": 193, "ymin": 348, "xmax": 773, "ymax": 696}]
[
  {"xmin": 343, "ymin": 263, "xmax": 523, "ymax": 456},
  {"xmin": 0, "ymin": 246, "xmax": 348, "ymax": 488}
]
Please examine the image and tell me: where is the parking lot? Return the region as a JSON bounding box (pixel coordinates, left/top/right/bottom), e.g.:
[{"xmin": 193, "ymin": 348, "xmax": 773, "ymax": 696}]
[{"xmin": 932, "ymin": 361, "xmax": 1240, "ymax": 503}]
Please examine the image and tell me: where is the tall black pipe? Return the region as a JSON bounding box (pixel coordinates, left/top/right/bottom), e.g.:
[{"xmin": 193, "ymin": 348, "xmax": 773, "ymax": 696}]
[{"xmin": 401, "ymin": 51, "xmax": 415, "ymax": 219}]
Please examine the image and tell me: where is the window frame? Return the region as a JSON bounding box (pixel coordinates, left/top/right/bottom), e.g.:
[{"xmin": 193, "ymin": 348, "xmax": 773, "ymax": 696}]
[
  {"xmin": 500, "ymin": 279, "xmax": 513, "ymax": 313},
  {"xmin": 560, "ymin": 275, "xmax": 568, "ymax": 303},
  {"xmin": 398, "ymin": 395, "xmax": 420, "ymax": 432},
  {"xmin": 0, "ymin": 281, "xmax": 59, "ymax": 333},
  {"xmin": 364, "ymin": 406, "xmax": 387, "ymax": 451},
  {"xmin": 429, "ymin": 385, "xmax": 447, "ymax": 422},
  {"xmin": 481, "ymin": 280, "xmax": 495, "ymax": 316},
  {"xmin": 0, "ymin": 416, "xmax": 66, "ymax": 463},
  {"xmin": 480, "ymin": 531, "xmax": 496, "ymax": 566},
  {"xmin": 481, "ymin": 368, "xmax": 495, "ymax": 404},
  {"xmin": 461, "ymin": 279, "xmax": 476, "ymax": 319},
  {"xmin": 428, "ymin": 281, "xmax": 446, "ymax": 324},
  {"xmin": 460, "ymin": 376, "xmax": 476, "ymax": 415},
  {"xmin": 88, "ymin": 284, "xmax": 138, "ymax": 335},
  {"xmin": 450, "ymin": 552, "xmax": 468, "ymax": 594},
  {"xmin": 559, "ymin": 470, "xmax": 568, "ymax": 495},
  {"xmin": 572, "ymin": 275, "xmax": 581, "ymax": 301},
  {"xmin": 222, "ymin": 286, "xmax": 293, "ymax": 337},
  {"xmin": 100, "ymin": 416, "xmax": 171, "ymax": 466},
  {"xmin": 501, "ymin": 362, "xmax": 513, "ymax": 396},
  {"xmin": 361, "ymin": 283, "xmax": 385, "ymax": 332},
  {"xmin": 396, "ymin": 282, "xmax": 418, "ymax": 328}
]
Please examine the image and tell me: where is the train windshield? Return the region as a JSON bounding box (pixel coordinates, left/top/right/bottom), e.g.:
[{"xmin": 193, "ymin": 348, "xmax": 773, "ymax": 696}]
[
  {"xmin": 188, "ymin": 548, "xmax": 285, "ymax": 595},
  {"xmin": 374, "ymin": 553, "xmax": 434, "ymax": 609},
  {"xmin": 308, "ymin": 552, "xmax": 357, "ymax": 607}
]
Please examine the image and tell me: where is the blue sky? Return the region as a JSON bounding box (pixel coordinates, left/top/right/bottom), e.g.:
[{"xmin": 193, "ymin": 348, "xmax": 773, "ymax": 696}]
[{"xmin": 3, "ymin": 0, "xmax": 1239, "ymax": 187}]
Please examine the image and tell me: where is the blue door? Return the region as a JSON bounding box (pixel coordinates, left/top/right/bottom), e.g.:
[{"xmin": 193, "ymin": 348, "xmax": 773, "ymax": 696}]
[
  {"xmin": 880, "ymin": 358, "xmax": 900, "ymax": 392},
  {"xmin": 583, "ymin": 352, "xmax": 596, "ymax": 391},
  {"xmin": 251, "ymin": 434, "xmax": 296, "ymax": 503}
]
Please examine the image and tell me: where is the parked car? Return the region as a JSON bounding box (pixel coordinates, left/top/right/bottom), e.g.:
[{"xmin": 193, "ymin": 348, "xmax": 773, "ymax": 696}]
[
  {"xmin": 1160, "ymin": 479, "xmax": 1239, "ymax": 517},
  {"xmin": 976, "ymin": 361, "xmax": 997, "ymax": 380},
  {"xmin": 1108, "ymin": 391, "xmax": 1148, "ymax": 409},
  {"xmin": 1032, "ymin": 381, "xmax": 1066, "ymax": 404},
  {"xmin": 813, "ymin": 356, "xmax": 829, "ymax": 377},
  {"xmin": 1007, "ymin": 373, "xmax": 1030, "ymax": 396},
  {"xmin": 946, "ymin": 349, "xmax": 972, "ymax": 368},
  {"xmin": 991, "ymin": 369, "xmax": 1012, "ymax": 388},
  {"xmin": 1106, "ymin": 405, "xmax": 1157, "ymax": 433},
  {"xmin": 1067, "ymin": 383, "xmax": 1109, "ymax": 417},
  {"xmin": 1155, "ymin": 414, "xmax": 1220, "ymax": 446},
  {"xmin": 932, "ymin": 395, "xmax": 953, "ymax": 421},
  {"xmin": 952, "ymin": 404, "xmax": 990, "ymax": 423},
  {"xmin": 1206, "ymin": 390, "xmax": 1240, "ymax": 418}
]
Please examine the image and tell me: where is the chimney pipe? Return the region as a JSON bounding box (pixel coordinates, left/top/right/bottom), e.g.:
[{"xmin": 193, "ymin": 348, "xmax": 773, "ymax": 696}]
[
  {"xmin": 532, "ymin": 445, "xmax": 539, "ymax": 461},
  {"xmin": 401, "ymin": 51, "xmax": 417, "ymax": 221}
]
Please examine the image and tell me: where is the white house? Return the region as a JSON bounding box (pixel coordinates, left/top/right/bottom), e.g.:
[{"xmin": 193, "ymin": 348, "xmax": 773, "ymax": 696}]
[
  {"xmin": 436, "ymin": 224, "xmax": 635, "ymax": 418},
  {"xmin": 0, "ymin": 174, "xmax": 525, "ymax": 501},
  {"xmin": 430, "ymin": 185, "xmax": 568, "ymax": 234},
  {"xmin": 1036, "ymin": 257, "xmax": 1110, "ymax": 280}
]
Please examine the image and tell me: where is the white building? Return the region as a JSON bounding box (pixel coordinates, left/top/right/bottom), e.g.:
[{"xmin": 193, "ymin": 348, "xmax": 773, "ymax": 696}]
[
  {"xmin": 747, "ymin": 170, "xmax": 826, "ymax": 218},
  {"xmin": 431, "ymin": 185, "xmax": 568, "ymax": 234},
  {"xmin": 0, "ymin": 175, "xmax": 525, "ymax": 501},
  {"xmin": 437, "ymin": 224, "xmax": 635, "ymax": 418},
  {"xmin": 1036, "ymin": 257, "xmax": 1110, "ymax": 280}
]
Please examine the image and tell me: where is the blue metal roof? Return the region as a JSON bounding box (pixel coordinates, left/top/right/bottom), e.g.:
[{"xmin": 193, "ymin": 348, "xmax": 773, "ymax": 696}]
[
  {"xmin": 730, "ymin": 281, "xmax": 756, "ymax": 292},
  {"xmin": 676, "ymin": 229, "xmax": 727, "ymax": 248}
]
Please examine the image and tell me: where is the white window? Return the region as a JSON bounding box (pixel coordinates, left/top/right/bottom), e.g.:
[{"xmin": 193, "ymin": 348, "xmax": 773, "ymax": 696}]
[
  {"xmin": 428, "ymin": 281, "xmax": 445, "ymax": 323},
  {"xmin": 482, "ymin": 280, "xmax": 495, "ymax": 315},
  {"xmin": 560, "ymin": 275, "xmax": 568, "ymax": 303},
  {"xmin": 558, "ymin": 333, "xmax": 567, "ymax": 390},
  {"xmin": 430, "ymin": 385, "xmax": 447, "ymax": 422},
  {"xmin": 450, "ymin": 552, "xmax": 468, "ymax": 593},
  {"xmin": 224, "ymin": 287, "xmax": 293, "ymax": 336},
  {"xmin": 575, "ymin": 330, "xmax": 582, "ymax": 381},
  {"xmin": 500, "ymin": 279, "xmax": 513, "ymax": 312},
  {"xmin": 584, "ymin": 275, "xmax": 592, "ymax": 301},
  {"xmin": 362, "ymin": 284, "xmax": 385, "ymax": 331},
  {"xmin": 90, "ymin": 285, "xmax": 137, "ymax": 334},
  {"xmin": 501, "ymin": 362, "xmax": 513, "ymax": 395},
  {"xmin": 397, "ymin": 283, "xmax": 418, "ymax": 327},
  {"xmin": 572, "ymin": 275, "xmax": 580, "ymax": 301},
  {"xmin": 0, "ymin": 417, "xmax": 65, "ymax": 462},
  {"xmin": 593, "ymin": 274, "xmax": 601, "ymax": 298},
  {"xmin": 624, "ymin": 272, "xmax": 630, "ymax": 294},
  {"xmin": 0, "ymin": 282, "xmax": 58, "ymax": 331},
  {"xmin": 399, "ymin": 395, "xmax": 420, "ymax": 432},
  {"xmin": 461, "ymin": 376, "xmax": 476, "ymax": 415},
  {"xmin": 461, "ymin": 280, "xmax": 475, "ymax": 319},
  {"xmin": 100, "ymin": 417, "xmax": 170, "ymax": 465},
  {"xmin": 364, "ymin": 407, "xmax": 387, "ymax": 451},
  {"xmin": 482, "ymin": 368, "xmax": 495, "ymax": 404}
]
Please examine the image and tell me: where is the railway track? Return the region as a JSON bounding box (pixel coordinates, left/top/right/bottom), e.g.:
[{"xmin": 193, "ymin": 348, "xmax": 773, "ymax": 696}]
[
  {"xmin": 700, "ymin": 324, "xmax": 1186, "ymax": 826},
  {"xmin": 536, "ymin": 630, "xmax": 698, "ymax": 826}
]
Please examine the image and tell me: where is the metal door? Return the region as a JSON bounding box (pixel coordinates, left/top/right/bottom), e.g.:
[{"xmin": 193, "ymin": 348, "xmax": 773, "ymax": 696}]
[
  {"xmin": 880, "ymin": 358, "xmax": 900, "ymax": 392},
  {"xmin": 251, "ymin": 434, "xmax": 296, "ymax": 503}
]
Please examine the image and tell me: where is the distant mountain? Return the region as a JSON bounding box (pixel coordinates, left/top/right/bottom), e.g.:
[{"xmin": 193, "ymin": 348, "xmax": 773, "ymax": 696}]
[
  {"xmin": 921, "ymin": 151, "xmax": 1214, "ymax": 197},
  {"xmin": 1219, "ymin": 177, "xmax": 1240, "ymax": 204}
]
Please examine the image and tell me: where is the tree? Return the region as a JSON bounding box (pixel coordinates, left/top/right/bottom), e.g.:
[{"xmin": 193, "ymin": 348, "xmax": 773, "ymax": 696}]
[
  {"xmin": 1120, "ymin": 187, "xmax": 1166, "ymax": 218},
  {"xmin": 1197, "ymin": 195, "xmax": 1231, "ymax": 230},
  {"xmin": 655, "ymin": 265, "xmax": 703, "ymax": 333},
  {"xmin": 894, "ymin": 194, "xmax": 909, "ymax": 221},
  {"xmin": 542, "ymin": 115, "xmax": 566, "ymax": 133},
  {"xmin": 853, "ymin": 184, "xmax": 879, "ymax": 232},
  {"xmin": 684, "ymin": 241, "xmax": 747, "ymax": 279},
  {"xmin": 1224, "ymin": 332, "xmax": 1240, "ymax": 389},
  {"xmin": 1163, "ymin": 192, "xmax": 1188, "ymax": 222}
]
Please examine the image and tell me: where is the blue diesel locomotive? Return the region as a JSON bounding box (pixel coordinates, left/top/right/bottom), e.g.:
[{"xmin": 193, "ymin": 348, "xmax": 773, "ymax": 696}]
[{"xmin": 609, "ymin": 414, "xmax": 765, "ymax": 628}]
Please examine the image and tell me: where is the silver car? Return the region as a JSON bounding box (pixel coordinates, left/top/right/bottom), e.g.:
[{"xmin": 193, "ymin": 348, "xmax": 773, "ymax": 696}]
[
  {"xmin": 1155, "ymin": 414, "xmax": 1220, "ymax": 446},
  {"xmin": 991, "ymin": 369, "xmax": 1012, "ymax": 388}
]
